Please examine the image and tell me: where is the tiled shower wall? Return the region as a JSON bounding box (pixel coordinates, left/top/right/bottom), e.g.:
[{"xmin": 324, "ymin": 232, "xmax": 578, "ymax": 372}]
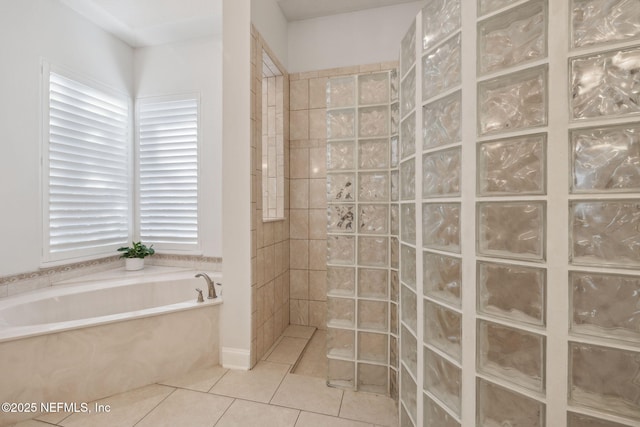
[
  {"xmin": 250, "ymin": 26, "xmax": 291, "ymax": 366},
  {"xmin": 399, "ymin": 1, "xmax": 640, "ymax": 426},
  {"xmin": 288, "ymin": 63, "xmax": 397, "ymax": 331}
]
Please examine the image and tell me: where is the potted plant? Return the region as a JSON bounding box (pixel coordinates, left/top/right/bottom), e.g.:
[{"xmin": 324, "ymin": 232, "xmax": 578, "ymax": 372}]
[{"xmin": 117, "ymin": 241, "xmax": 155, "ymax": 271}]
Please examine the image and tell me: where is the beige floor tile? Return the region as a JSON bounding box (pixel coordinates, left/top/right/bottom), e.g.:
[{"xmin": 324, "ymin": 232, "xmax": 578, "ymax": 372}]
[
  {"xmin": 216, "ymin": 399, "xmax": 299, "ymax": 427},
  {"xmin": 59, "ymin": 384, "xmax": 174, "ymax": 427},
  {"xmin": 271, "ymin": 374, "xmax": 343, "ymax": 416},
  {"xmin": 209, "ymin": 361, "xmax": 289, "ymax": 403},
  {"xmin": 266, "ymin": 336, "xmax": 308, "ymax": 364},
  {"xmin": 339, "ymin": 390, "xmax": 398, "ymax": 427},
  {"xmin": 158, "ymin": 365, "xmax": 228, "ymax": 392},
  {"xmin": 9, "ymin": 420, "xmax": 57, "ymax": 427},
  {"xmin": 292, "ymin": 331, "xmax": 327, "ymax": 378},
  {"xmin": 295, "ymin": 411, "xmax": 374, "ymax": 427},
  {"xmin": 282, "ymin": 324, "xmax": 316, "ymax": 339},
  {"xmin": 136, "ymin": 389, "xmax": 233, "ymax": 427}
]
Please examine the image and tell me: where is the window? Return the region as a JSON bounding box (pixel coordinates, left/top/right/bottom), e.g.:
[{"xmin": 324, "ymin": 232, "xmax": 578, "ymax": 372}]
[
  {"xmin": 43, "ymin": 65, "xmax": 130, "ymax": 263},
  {"xmin": 136, "ymin": 95, "xmax": 200, "ymax": 251}
]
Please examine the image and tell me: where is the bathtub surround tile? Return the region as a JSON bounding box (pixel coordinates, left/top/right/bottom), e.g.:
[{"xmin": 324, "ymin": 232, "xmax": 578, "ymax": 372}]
[
  {"xmin": 135, "ymin": 389, "xmax": 233, "ymax": 427},
  {"xmin": 209, "ymin": 361, "xmax": 290, "ymax": 403},
  {"xmin": 295, "ymin": 411, "xmax": 374, "ymax": 427},
  {"xmin": 266, "ymin": 336, "xmax": 309, "ymax": 364},
  {"xmin": 271, "ymin": 374, "xmax": 344, "ymax": 416},
  {"xmin": 158, "ymin": 365, "xmax": 228, "ymax": 393},
  {"xmin": 216, "ymin": 399, "xmax": 299, "ymax": 427},
  {"xmin": 339, "ymin": 390, "xmax": 399, "ymax": 427},
  {"xmin": 59, "ymin": 384, "xmax": 174, "ymax": 427}
]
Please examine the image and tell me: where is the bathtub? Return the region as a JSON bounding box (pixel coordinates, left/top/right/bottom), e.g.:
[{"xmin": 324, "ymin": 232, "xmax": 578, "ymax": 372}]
[{"xmin": 0, "ymin": 267, "xmax": 222, "ymax": 425}]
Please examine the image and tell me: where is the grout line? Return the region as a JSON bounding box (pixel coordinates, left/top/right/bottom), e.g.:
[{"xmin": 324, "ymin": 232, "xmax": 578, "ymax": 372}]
[
  {"xmin": 212, "ymin": 397, "xmax": 236, "ymax": 427},
  {"xmin": 289, "ymin": 328, "xmax": 317, "ymax": 373},
  {"xmin": 206, "ymin": 368, "xmax": 231, "ymax": 393},
  {"xmin": 132, "ymin": 387, "xmax": 177, "ymax": 426}
]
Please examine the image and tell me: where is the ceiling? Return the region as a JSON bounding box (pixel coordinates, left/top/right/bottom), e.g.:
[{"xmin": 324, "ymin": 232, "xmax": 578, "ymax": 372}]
[{"xmin": 60, "ymin": 0, "xmax": 417, "ymax": 48}]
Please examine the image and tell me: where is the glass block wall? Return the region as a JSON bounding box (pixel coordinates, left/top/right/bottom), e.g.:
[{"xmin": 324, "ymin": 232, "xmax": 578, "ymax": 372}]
[
  {"xmin": 325, "ymin": 69, "xmax": 398, "ymax": 394},
  {"xmin": 398, "ymin": 0, "xmax": 640, "ymax": 426}
]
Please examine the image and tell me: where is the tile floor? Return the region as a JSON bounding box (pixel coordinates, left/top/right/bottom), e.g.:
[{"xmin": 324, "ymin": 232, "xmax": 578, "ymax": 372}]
[{"xmin": 10, "ymin": 326, "xmax": 398, "ymax": 427}]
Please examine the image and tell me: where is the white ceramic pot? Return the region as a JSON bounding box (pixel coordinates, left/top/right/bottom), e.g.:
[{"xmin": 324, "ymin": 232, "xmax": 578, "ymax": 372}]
[{"xmin": 125, "ymin": 258, "xmax": 145, "ymax": 271}]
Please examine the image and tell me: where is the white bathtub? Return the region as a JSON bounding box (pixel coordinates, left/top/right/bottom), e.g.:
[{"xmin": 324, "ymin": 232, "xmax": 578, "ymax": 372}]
[{"xmin": 0, "ymin": 267, "xmax": 222, "ymax": 425}]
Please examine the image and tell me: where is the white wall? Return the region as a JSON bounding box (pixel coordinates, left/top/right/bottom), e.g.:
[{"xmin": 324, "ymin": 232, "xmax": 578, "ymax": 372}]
[
  {"xmin": 287, "ymin": 1, "xmax": 423, "ymax": 73},
  {"xmin": 0, "ymin": 0, "xmax": 134, "ymax": 276},
  {"xmin": 251, "ymin": 0, "xmax": 289, "ymax": 69},
  {"xmin": 134, "ymin": 37, "xmax": 223, "ymax": 257}
]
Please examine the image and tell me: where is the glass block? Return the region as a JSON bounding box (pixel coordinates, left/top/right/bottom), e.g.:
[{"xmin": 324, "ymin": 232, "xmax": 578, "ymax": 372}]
[
  {"xmin": 478, "ymin": 134, "xmax": 546, "ymax": 196},
  {"xmin": 478, "ymin": 65, "xmax": 548, "ymax": 136},
  {"xmin": 401, "ymin": 203, "xmax": 416, "ymax": 244},
  {"xmin": 422, "ymin": 33, "xmax": 461, "ymax": 101},
  {"xmin": 402, "ymin": 325, "xmax": 418, "ymax": 377},
  {"xmin": 358, "ymin": 331, "xmax": 387, "ymax": 363},
  {"xmin": 358, "ymin": 300, "xmax": 388, "ymax": 332},
  {"xmin": 571, "ymin": 0, "xmax": 640, "ymax": 48},
  {"xmin": 391, "ymin": 368, "xmax": 399, "ymax": 401},
  {"xmin": 359, "ymin": 204, "xmax": 388, "ymax": 235},
  {"xmin": 327, "ymin": 108, "xmax": 355, "ymax": 139},
  {"xmin": 327, "ymin": 327, "xmax": 355, "ymax": 359},
  {"xmin": 327, "ymin": 173, "xmax": 355, "ymax": 201},
  {"xmin": 570, "ymin": 200, "xmax": 640, "ymax": 268},
  {"xmin": 424, "ymin": 252, "xmax": 462, "ymax": 307},
  {"xmin": 359, "ymin": 72, "xmax": 389, "ymax": 105},
  {"xmin": 570, "ymin": 342, "xmax": 640, "ymax": 420},
  {"xmin": 391, "ymin": 237, "xmax": 400, "ymax": 269},
  {"xmin": 391, "ymin": 170, "xmax": 399, "ymax": 202},
  {"xmin": 391, "ymin": 270, "xmax": 399, "ymax": 303},
  {"xmin": 401, "ymin": 68, "xmax": 416, "ymax": 117},
  {"xmin": 425, "ymin": 395, "xmax": 461, "ymax": 427},
  {"xmin": 568, "ymin": 412, "xmax": 629, "ymax": 427},
  {"xmin": 478, "ymin": 261, "xmax": 546, "ymax": 326},
  {"xmin": 327, "ymin": 297, "xmax": 355, "ymax": 328},
  {"xmin": 477, "ymin": 378, "xmax": 545, "ymax": 427},
  {"xmin": 423, "ymin": 147, "xmax": 462, "ymax": 197},
  {"xmin": 328, "ymin": 358, "xmax": 355, "ymax": 388},
  {"xmin": 422, "ymin": 0, "xmax": 461, "ymax": 51},
  {"xmin": 400, "ymin": 159, "xmax": 416, "ymax": 201},
  {"xmin": 424, "ymin": 348, "xmax": 462, "ymax": 416},
  {"xmin": 359, "ymin": 106, "xmax": 389, "ymax": 138},
  {"xmin": 424, "ymin": 301, "xmax": 462, "ymax": 362},
  {"xmin": 327, "ymin": 235, "xmax": 356, "ymax": 265},
  {"xmin": 401, "ymin": 113, "xmax": 416, "ymax": 160},
  {"xmin": 479, "ymin": 0, "xmax": 519, "ymax": 16},
  {"xmin": 423, "ymin": 203, "xmax": 461, "ymax": 253},
  {"xmin": 571, "ymin": 271, "xmax": 640, "ymax": 342},
  {"xmin": 391, "ymin": 335, "xmax": 399, "ymax": 368},
  {"xmin": 571, "ymin": 48, "xmax": 640, "ymax": 120},
  {"xmin": 401, "ymin": 20, "xmax": 416, "ymax": 78},
  {"xmin": 391, "ymin": 135, "xmax": 399, "ymax": 167},
  {"xmin": 478, "ymin": 0, "xmax": 547, "ymax": 75},
  {"xmin": 358, "ymin": 236, "xmax": 388, "ymax": 267},
  {"xmin": 391, "ymin": 69, "xmax": 399, "ymax": 102},
  {"xmin": 478, "ymin": 201, "xmax": 546, "ymax": 261},
  {"xmin": 358, "ymin": 268, "xmax": 388, "ymax": 299},
  {"xmin": 359, "ymin": 172, "xmax": 389, "ymax": 202},
  {"xmin": 327, "ymin": 266, "xmax": 355, "ymax": 297},
  {"xmin": 359, "ymin": 139, "xmax": 389, "ymax": 170},
  {"xmin": 401, "ymin": 284, "xmax": 418, "ymax": 333},
  {"xmin": 328, "ymin": 204, "xmax": 356, "ymax": 233},
  {"xmin": 391, "ymin": 204, "xmax": 400, "ymax": 235},
  {"xmin": 327, "ymin": 76, "xmax": 355, "ymax": 108},
  {"xmin": 391, "ymin": 300, "xmax": 399, "ymax": 334},
  {"xmin": 400, "ymin": 403, "xmax": 415, "ymax": 427},
  {"xmin": 327, "ymin": 141, "xmax": 356, "ymax": 171},
  {"xmin": 391, "ymin": 103, "xmax": 400, "ymax": 135},
  {"xmin": 423, "ymin": 91, "xmax": 461, "ymax": 151},
  {"xmin": 571, "ymin": 125, "xmax": 640, "ymax": 193},
  {"xmin": 401, "ymin": 244, "xmax": 417, "ymax": 290},
  {"xmin": 358, "ymin": 363, "xmax": 388, "ymax": 394},
  {"xmin": 401, "ymin": 365, "xmax": 418, "ymax": 423},
  {"xmin": 478, "ymin": 320, "xmax": 546, "ymax": 392}
]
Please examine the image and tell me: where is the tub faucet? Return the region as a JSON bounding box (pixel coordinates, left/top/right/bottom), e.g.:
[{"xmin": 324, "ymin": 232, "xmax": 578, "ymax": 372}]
[{"xmin": 195, "ymin": 273, "xmax": 217, "ymax": 299}]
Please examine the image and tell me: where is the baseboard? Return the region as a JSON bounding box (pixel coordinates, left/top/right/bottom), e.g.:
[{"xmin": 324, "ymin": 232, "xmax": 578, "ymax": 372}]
[{"xmin": 221, "ymin": 347, "xmax": 251, "ymax": 370}]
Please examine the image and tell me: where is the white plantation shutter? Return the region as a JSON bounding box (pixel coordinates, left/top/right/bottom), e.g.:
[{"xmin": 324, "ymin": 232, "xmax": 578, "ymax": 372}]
[
  {"xmin": 137, "ymin": 97, "xmax": 199, "ymax": 249},
  {"xmin": 45, "ymin": 70, "xmax": 130, "ymax": 260}
]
